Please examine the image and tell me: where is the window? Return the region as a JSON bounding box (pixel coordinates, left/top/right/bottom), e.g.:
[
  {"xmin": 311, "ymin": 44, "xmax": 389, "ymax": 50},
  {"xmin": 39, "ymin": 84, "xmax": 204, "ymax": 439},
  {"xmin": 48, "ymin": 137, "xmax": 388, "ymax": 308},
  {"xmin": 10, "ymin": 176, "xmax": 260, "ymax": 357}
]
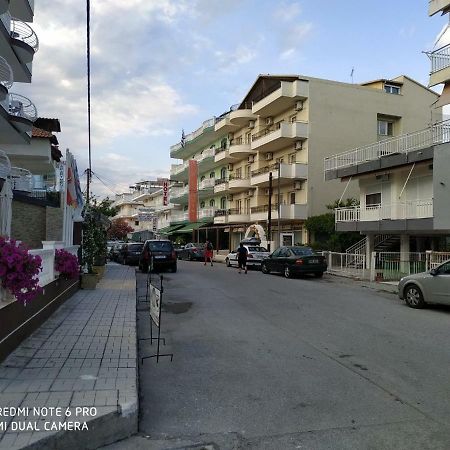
[
  {"xmin": 236, "ymin": 167, "xmax": 242, "ymax": 178},
  {"xmin": 220, "ymin": 167, "xmax": 226, "ymax": 179},
  {"xmin": 220, "ymin": 197, "xmax": 226, "ymax": 209},
  {"xmin": 200, "ymin": 175, "xmax": 205, "ymax": 181},
  {"xmin": 200, "ymin": 201, "xmax": 205, "ymax": 208},
  {"xmin": 135, "ymin": 221, "xmax": 139, "ymax": 226},
  {"xmin": 210, "ymin": 171, "xmax": 215, "ymax": 178},
  {"xmin": 290, "ymin": 192, "xmax": 296, "ymax": 204},
  {"xmin": 384, "ymin": 84, "xmax": 400, "ymax": 95},
  {"xmin": 366, "ymin": 193, "xmax": 381, "ymax": 206},
  {"xmin": 221, "ymin": 138, "xmax": 227, "ymax": 149},
  {"xmin": 378, "ymin": 120, "xmax": 393, "ymax": 136},
  {"xmin": 437, "ymin": 261, "xmax": 450, "ymax": 275},
  {"xmin": 209, "ymin": 199, "xmax": 215, "ymax": 207},
  {"xmin": 290, "ymin": 114, "xmax": 297, "ymax": 123},
  {"xmin": 289, "ymin": 153, "xmax": 296, "ymax": 164}
]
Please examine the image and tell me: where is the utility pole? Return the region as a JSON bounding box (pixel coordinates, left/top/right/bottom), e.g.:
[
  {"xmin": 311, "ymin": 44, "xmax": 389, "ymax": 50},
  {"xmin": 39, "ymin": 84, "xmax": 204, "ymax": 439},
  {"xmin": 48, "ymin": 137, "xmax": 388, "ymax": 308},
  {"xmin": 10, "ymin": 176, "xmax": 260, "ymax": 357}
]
[
  {"xmin": 277, "ymin": 163, "xmax": 281, "ymax": 247},
  {"xmin": 267, "ymin": 172, "xmax": 273, "ymax": 251}
]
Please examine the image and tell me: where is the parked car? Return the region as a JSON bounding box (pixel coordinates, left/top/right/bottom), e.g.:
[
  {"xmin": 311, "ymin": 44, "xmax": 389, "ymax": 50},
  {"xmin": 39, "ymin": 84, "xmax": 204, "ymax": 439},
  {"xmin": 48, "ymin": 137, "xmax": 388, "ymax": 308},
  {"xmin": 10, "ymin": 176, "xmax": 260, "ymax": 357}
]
[
  {"xmin": 118, "ymin": 242, "xmax": 144, "ymax": 265},
  {"xmin": 110, "ymin": 242, "xmax": 124, "ymax": 262},
  {"xmin": 177, "ymin": 242, "xmax": 205, "ymax": 261},
  {"xmin": 261, "ymin": 246, "xmax": 327, "ymax": 278},
  {"xmin": 398, "ymin": 259, "xmax": 450, "ymax": 308},
  {"xmin": 225, "ymin": 239, "xmax": 270, "ymax": 269},
  {"xmin": 139, "ymin": 240, "xmax": 177, "ymax": 273}
]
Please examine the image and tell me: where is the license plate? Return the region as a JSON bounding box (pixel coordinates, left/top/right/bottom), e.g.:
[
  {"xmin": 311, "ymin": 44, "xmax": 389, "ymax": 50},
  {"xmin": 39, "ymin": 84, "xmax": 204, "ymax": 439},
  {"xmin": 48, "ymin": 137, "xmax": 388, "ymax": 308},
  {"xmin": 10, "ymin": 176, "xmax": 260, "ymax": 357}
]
[
  {"xmin": 309, "ymin": 259, "xmax": 319, "ymax": 264},
  {"xmin": 154, "ymin": 255, "xmax": 165, "ymax": 259}
]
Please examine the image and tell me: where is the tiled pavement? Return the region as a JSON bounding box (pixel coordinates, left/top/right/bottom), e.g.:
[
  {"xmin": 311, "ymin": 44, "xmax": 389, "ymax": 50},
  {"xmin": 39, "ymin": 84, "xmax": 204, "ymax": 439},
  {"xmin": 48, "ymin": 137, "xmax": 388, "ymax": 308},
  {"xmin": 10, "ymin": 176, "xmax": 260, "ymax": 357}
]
[{"xmin": 0, "ymin": 264, "xmax": 137, "ymax": 450}]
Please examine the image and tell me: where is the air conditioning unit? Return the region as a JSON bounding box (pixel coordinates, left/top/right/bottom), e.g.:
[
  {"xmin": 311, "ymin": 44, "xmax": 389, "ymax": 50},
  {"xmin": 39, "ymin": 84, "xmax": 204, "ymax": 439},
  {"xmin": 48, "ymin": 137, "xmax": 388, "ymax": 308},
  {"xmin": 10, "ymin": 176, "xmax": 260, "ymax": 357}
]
[
  {"xmin": 265, "ymin": 152, "xmax": 273, "ymax": 161},
  {"xmin": 247, "ymin": 190, "xmax": 254, "ymax": 197},
  {"xmin": 264, "ymin": 188, "xmax": 271, "ymax": 195},
  {"xmin": 295, "ymin": 100, "xmax": 304, "ymax": 111},
  {"xmin": 227, "ymin": 163, "xmax": 234, "ymax": 171},
  {"xmin": 294, "ymin": 181, "xmax": 303, "ymax": 190},
  {"xmin": 248, "ymin": 155, "xmax": 255, "ymax": 163},
  {"xmin": 294, "ymin": 141, "xmax": 303, "ymax": 151},
  {"xmin": 227, "ymin": 194, "xmax": 234, "ymax": 201},
  {"xmin": 265, "ymin": 117, "xmax": 274, "ymax": 126},
  {"xmin": 248, "ymin": 120, "xmax": 255, "ymax": 129},
  {"xmin": 375, "ymin": 174, "xmax": 390, "ymax": 181}
]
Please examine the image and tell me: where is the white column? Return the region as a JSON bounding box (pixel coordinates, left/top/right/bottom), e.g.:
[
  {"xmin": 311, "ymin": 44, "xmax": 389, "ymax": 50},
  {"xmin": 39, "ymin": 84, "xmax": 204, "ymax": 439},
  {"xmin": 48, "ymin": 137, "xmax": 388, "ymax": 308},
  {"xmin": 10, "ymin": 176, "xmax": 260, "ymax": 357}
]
[
  {"xmin": 400, "ymin": 234, "xmax": 410, "ymax": 274},
  {"xmin": 365, "ymin": 235, "xmax": 374, "ymax": 270}
]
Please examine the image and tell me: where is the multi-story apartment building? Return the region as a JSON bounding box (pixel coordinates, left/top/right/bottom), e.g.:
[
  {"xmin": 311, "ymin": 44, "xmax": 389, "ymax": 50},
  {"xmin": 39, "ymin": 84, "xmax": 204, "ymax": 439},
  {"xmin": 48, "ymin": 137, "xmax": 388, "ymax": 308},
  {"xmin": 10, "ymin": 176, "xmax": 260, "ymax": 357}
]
[
  {"xmin": 322, "ymin": 2, "xmax": 450, "ymax": 264},
  {"xmin": 170, "ymin": 74, "xmax": 440, "ymax": 250}
]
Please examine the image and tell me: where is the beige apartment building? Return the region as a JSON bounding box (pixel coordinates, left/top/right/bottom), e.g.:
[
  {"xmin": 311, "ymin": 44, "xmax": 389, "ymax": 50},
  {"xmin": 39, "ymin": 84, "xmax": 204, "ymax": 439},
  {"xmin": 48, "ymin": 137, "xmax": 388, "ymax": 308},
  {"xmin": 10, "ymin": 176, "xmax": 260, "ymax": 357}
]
[{"xmin": 168, "ymin": 73, "xmax": 439, "ymax": 250}]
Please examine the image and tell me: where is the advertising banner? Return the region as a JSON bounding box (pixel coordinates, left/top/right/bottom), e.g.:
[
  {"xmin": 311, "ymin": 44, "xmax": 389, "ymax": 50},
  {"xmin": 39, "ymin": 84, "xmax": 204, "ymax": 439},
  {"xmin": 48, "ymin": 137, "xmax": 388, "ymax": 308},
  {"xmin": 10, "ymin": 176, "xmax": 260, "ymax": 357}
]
[{"xmin": 188, "ymin": 160, "xmax": 198, "ymax": 223}]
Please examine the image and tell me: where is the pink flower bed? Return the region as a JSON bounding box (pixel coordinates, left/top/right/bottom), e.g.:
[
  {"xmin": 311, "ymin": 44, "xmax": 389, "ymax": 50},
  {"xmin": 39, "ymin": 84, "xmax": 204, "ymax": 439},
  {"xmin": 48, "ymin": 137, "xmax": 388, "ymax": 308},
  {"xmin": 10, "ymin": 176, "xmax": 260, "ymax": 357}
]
[{"xmin": 55, "ymin": 249, "xmax": 80, "ymax": 279}]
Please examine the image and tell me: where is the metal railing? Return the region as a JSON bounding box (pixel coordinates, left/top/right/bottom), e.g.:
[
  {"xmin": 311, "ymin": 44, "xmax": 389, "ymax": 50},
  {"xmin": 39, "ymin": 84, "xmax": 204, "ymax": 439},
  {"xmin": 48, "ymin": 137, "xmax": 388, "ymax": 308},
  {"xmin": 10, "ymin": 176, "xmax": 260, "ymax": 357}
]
[
  {"xmin": 11, "ymin": 18, "xmax": 39, "ymax": 53},
  {"xmin": 324, "ymin": 251, "xmax": 368, "ymax": 279},
  {"xmin": 170, "ymin": 116, "xmax": 216, "ymax": 152},
  {"xmin": 0, "ymin": 56, "xmax": 13, "ymax": 89},
  {"xmin": 251, "ymin": 162, "xmax": 279, "ymax": 177},
  {"xmin": 198, "ymin": 207, "xmax": 215, "ymax": 218},
  {"xmin": 0, "ymin": 149, "xmax": 11, "ymax": 179},
  {"xmin": 214, "ymin": 177, "xmax": 228, "ymax": 186},
  {"xmin": 324, "ymin": 119, "xmax": 450, "ymax": 172},
  {"xmin": 426, "ymin": 250, "xmax": 450, "ymax": 269},
  {"xmin": 8, "ymin": 93, "xmax": 37, "ymax": 121},
  {"xmin": 10, "ymin": 166, "xmax": 32, "ymax": 191},
  {"xmin": 335, "ymin": 199, "xmax": 434, "ymax": 222},
  {"xmin": 371, "ymin": 252, "xmax": 427, "ymax": 281},
  {"xmin": 426, "ymin": 43, "xmax": 450, "ymax": 74},
  {"xmin": 252, "ymin": 120, "xmax": 283, "ymax": 141}
]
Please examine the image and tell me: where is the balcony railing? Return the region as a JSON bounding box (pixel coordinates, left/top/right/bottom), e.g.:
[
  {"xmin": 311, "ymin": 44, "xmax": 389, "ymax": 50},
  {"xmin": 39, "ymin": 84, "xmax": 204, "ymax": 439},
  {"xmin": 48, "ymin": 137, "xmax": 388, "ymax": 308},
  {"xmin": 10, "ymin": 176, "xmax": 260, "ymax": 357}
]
[
  {"xmin": 8, "ymin": 93, "xmax": 37, "ymax": 121},
  {"xmin": 195, "ymin": 147, "xmax": 215, "ymax": 162},
  {"xmin": 0, "ymin": 149, "xmax": 11, "ymax": 180},
  {"xmin": 10, "ymin": 17, "xmax": 39, "ymax": 53},
  {"xmin": 170, "ymin": 116, "xmax": 217, "ymax": 152},
  {"xmin": 324, "ymin": 119, "xmax": 450, "ymax": 173},
  {"xmin": 426, "ymin": 43, "xmax": 450, "ymax": 74},
  {"xmin": 198, "ymin": 207, "xmax": 215, "ymax": 219},
  {"xmin": 10, "ymin": 166, "xmax": 32, "ymax": 191},
  {"xmin": 335, "ymin": 199, "xmax": 434, "ymax": 222},
  {"xmin": 215, "ymin": 177, "xmax": 228, "ymax": 186},
  {"xmin": 251, "ymin": 163, "xmax": 279, "ymax": 177},
  {"xmin": 252, "ymin": 120, "xmax": 283, "ymax": 142},
  {"xmin": 0, "ymin": 56, "xmax": 13, "ymax": 90},
  {"xmin": 199, "ymin": 178, "xmax": 215, "ymax": 190}
]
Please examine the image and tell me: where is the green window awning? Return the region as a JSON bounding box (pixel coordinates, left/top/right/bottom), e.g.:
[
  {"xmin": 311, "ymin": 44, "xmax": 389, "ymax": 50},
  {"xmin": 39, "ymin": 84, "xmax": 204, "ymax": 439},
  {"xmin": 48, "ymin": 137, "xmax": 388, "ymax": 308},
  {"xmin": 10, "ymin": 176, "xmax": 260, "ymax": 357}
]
[
  {"xmin": 158, "ymin": 224, "xmax": 185, "ymax": 234},
  {"xmin": 175, "ymin": 222, "xmax": 212, "ymax": 233}
]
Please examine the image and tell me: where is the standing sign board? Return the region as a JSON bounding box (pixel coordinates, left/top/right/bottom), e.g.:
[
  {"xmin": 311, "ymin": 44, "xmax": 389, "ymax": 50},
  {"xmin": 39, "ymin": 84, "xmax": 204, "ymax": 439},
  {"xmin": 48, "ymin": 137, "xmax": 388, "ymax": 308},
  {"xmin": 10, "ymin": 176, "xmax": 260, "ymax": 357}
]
[{"xmin": 150, "ymin": 284, "xmax": 161, "ymax": 327}]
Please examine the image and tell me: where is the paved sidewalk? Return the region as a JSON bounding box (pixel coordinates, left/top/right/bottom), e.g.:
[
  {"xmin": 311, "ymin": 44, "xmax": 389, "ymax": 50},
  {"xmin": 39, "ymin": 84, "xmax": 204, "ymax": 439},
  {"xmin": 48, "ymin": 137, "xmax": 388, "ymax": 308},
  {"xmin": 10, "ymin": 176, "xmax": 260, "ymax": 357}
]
[{"xmin": 0, "ymin": 264, "xmax": 137, "ymax": 450}]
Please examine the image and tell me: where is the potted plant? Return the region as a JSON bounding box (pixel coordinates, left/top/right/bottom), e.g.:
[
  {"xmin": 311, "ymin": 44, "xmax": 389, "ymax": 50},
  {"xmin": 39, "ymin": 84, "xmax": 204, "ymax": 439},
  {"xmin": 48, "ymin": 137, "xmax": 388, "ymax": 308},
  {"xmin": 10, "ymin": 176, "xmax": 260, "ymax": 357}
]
[
  {"xmin": 54, "ymin": 249, "xmax": 80, "ymax": 280},
  {"xmin": 0, "ymin": 237, "xmax": 43, "ymax": 305}
]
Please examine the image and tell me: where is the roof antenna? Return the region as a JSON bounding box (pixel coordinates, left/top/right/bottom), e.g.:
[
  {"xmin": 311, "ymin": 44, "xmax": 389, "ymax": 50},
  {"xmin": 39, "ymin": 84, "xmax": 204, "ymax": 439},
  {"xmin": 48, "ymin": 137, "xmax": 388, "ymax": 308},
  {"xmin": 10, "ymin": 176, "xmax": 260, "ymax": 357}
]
[{"xmin": 350, "ymin": 67, "xmax": 355, "ymax": 84}]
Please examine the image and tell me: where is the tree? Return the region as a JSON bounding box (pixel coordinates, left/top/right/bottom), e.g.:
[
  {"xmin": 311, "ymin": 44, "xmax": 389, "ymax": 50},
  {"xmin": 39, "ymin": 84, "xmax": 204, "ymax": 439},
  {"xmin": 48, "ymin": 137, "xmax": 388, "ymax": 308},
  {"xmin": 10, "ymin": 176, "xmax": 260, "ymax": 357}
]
[
  {"xmin": 91, "ymin": 196, "xmax": 119, "ymax": 218},
  {"xmin": 107, "ymin": 218, "xmax": 134, "ymax": 240},
  {"xmin": 304, "ymin": 198, "xmax": 361, "ymax": 252}
]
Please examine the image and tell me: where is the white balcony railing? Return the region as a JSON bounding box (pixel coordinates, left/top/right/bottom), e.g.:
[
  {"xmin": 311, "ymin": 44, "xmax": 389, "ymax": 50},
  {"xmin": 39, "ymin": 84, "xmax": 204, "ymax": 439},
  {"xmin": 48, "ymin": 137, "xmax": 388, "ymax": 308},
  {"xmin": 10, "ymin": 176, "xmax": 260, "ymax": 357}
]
[
  {"xmin": 171, "ymin": 160, "xmax": 189, "ymax": 176},
  {"xmin": 8, "ymin": 93, "xmax": 37, "ymax": 121},
  {"xmin": 198, "ymin": 207, "xmax": 215, "ymax": 219},
  {"xmin": 199, "ymin": 178, "xmax": 215, "ymax": 190},
  {"xmin": 0, "ymin": 149, "xmax": 11, "ymax": 180},
  {"xmin": 10, "ymin": 17, "xmax": 39, "ymax": 53},
  {"xmin": 10, "ymin": 166, "xmax": 32, "ymax": 191},
  {"xmin": 0, "ymin": 56, "xmax": 13, "ymax": 90},
  {"xmin": 335, "ymin": 199, "xmax": 434, "ymax": 222},
  {"xmin": 426, "ymin": 43, "xmax": 450, "ymax": 74},
  {"xmin": 195, "ymin": 147, "xmax": 215, "ymax": 163},
  {"xmin": 324, "ymin": 119, "xmax": 450, "ymax": 173},
  {"xmin": 170, "ymin": 116, "xmax": 217, "ymax": 153}
]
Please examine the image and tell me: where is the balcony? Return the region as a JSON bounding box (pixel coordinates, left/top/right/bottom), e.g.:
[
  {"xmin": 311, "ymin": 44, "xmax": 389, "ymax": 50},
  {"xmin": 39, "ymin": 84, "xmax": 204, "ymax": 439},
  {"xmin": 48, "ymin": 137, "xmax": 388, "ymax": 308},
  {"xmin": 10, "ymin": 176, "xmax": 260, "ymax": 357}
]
[
  {"xmin": 429, "ymin": 0, "xmax": 450, "ymax": 16},
  {"xmin": 6, "ymin": 93, "xmax": 37, "ymax": 136},
  {"xmin": 335, "ymin": 199, "xmax": 433, "ymax": 224},
  {"xmin": 227, "ymin": 208, "xmax": 250, "ymax": 223},
  {"xmin": 251, "ymin": 121, "xmax": 308, "ymax": 153},
  {"xmin": 229, "ymin": 108, "xmax": 256, "ymax": 127},
  {"xmin": 170, "ymin": 161, "xmax": 189, "ymax": 181},
  {"xmin": 252, "ymin": 79, "xmax": 309, "ymax": 117},
  {"xmin": 199, "ymin": 177, "xmax": 215, "ymax": 191},
  {"xmin": 427, "ymin": 44, "xmax": 450, "ymax": 87},
  {"xmin": 213, "ymin": 209, "xmax": 228, "ymax": 224},
  {"xmin": 170, "ymin": 185, "xmax": 189, "ymax": 202},
  {"xmin": 171, "ymin": 211, "xmax": 189, "ymax": 223},
  {"xmin": 324, "ymin": 119, "xmax": 450, "ymax": 180},
  {"xmin": 195, "ymin": 147, "xmax": 216, "ymax": 171},
  {"xmin": 214, "ymin": 177, "xmax": 228, "ymax": 193},
  {"xmin": 250, "ymin": 203, "xmax": 308, "ymax": 222},
  {"xmin": 228, "ymin": 175, "xmax": 251, "ymax": 193},
  {"xmin": 198, "ymin": 207, "xmax": 216, "ymax": 219},
  {"xmin": 251, "ymin": 162, "xmax": 308, "ymax": 187},
  {"xmin": 0, "ymin": 56, "xmax": 13, "ymax": 101},
  {"xmin": 229, "ymin": 138, "xmax": 255, "ymax": 158},
  {"xmin": 10, "ymin": 166, "xmax": 32, "ymax": 191},
  {"xmin": 10, "ymin": 17, "xmax": 39, "ymax": 64},
  {"xmin": 214, "ymin": 116, "xmax": 238, "ymax": 134},
  {"xmin": 9, "ymin": 0, "xmax": 35, "ymax": 22},
  {"xmin": 170, "ymin": 117, "xmax": 218, "ymax": 159},
  {"xmin": 214, "ymin": 147, "xmax": 236, "ymax": 164}
]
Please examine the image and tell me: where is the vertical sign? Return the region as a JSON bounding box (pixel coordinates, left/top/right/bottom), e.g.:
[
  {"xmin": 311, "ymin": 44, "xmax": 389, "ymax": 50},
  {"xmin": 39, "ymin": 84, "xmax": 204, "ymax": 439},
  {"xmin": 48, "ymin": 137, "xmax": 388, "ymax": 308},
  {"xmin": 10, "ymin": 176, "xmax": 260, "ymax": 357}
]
[
  {"xmin": 152, "ymin": 217, "xmax": 157, "ymax": 232},
  {"xmin": 188, "ymin": 160, "xmax": 198, "ymax": 223},
  {"xmin": 162, "ymin": 179, "xmax": 169, "ymax": 206},
  {"xmin": 150, "ymin": 284, "xmax": 161, "ymax": 327}
]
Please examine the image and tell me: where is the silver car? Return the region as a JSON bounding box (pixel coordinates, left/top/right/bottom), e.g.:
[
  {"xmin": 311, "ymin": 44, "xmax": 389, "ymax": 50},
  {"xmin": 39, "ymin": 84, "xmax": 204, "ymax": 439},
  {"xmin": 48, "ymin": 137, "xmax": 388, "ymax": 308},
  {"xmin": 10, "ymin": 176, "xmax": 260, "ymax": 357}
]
[
  {"xmin": 398, "ymin": 259, "xmax": 450, "ymax": 308},
  {"xmin": 225, "ymin": 244, "xmax": 270, "ymax": 269}
]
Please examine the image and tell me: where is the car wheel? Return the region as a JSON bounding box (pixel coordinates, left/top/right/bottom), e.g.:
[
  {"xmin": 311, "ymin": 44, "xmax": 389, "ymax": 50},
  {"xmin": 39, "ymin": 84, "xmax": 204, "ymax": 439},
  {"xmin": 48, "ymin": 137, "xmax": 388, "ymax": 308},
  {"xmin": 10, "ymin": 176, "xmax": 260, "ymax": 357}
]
[
  {"xmin": 284, "ymin": 265, "xmax": 292, "ymax": 278},
  {"xmin": 404, "ymin": 284, "xmax": 426, "ymax": 309},
  {"xmin": 225, "ymin": 258, "xmax": 231, "ymax": 267},
  {"xmin": 261, "ymin": 262, "xmax": 270, "ymax": 274},
  {"xmin": 314, "ymin": 272, "xmax": 324, "ymax": 278}
]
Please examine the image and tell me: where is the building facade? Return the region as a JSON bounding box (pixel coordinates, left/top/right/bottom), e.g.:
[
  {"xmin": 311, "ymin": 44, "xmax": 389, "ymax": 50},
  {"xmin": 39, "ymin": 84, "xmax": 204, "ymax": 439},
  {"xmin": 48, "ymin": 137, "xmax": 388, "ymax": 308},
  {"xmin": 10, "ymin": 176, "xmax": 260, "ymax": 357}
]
[{"xmin": 169, "ymin": 74, "xmax": 440, "ymax": 250}]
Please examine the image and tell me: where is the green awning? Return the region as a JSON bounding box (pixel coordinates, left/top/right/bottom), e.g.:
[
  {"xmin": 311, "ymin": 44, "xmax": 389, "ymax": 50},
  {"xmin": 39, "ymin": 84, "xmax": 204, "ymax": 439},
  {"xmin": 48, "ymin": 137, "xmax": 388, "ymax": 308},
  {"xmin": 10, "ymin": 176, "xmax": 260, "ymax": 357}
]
[
  {"xmin": 175, "ymin": 222, "xmax": 212, "ymax": 233},
  {"xmin": 158, "ymin": 224, "xmax": 185, "ymax": 234}
]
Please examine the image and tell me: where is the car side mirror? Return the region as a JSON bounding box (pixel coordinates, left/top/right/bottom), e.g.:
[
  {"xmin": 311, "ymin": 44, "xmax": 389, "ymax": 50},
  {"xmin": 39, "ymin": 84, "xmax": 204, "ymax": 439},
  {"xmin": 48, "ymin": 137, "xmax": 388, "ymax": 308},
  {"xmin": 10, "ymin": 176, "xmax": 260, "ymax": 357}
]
[{"xmin": 430, "ymin": 268, "xmax": 438, "ymax": 276}]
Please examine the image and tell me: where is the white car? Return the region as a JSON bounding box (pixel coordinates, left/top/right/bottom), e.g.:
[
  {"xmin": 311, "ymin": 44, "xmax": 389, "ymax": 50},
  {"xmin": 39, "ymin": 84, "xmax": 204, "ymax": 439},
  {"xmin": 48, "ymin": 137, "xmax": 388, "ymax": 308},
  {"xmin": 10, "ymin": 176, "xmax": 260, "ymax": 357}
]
[
  {"xmin": 225, "ymin": 243, "xmax": 270, "ymax": 269},
  {"xmin": 398, "ymin": 259, "xmax": 450, "ymax": 308}
]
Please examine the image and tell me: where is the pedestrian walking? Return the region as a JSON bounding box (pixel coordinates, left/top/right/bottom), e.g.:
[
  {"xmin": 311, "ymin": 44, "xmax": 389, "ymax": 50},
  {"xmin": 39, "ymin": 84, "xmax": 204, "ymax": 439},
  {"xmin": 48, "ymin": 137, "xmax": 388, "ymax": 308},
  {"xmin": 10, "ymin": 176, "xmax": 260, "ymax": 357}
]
[
  {"xmin": 237, "ymin": 242, "xmax": 248, "ymax": 274},
  {"xmin": 204, "ymin": 240, "xmax": 214, "ymax": 266}
]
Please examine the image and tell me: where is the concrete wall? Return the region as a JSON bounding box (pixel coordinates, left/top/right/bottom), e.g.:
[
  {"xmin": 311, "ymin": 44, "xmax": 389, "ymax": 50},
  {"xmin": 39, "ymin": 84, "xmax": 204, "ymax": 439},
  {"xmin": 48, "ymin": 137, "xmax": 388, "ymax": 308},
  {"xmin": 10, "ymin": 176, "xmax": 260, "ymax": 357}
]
[
  {"xmin": 11, "ymin": 200, "xmax": 46, "ymax": 249},
  {"xmin": 46, "ymin": 206, "xmax": 64, "ymax": 241},
  {"xmin": 433, "ymin": 143, "xmax": 450, "ymax": 230}
]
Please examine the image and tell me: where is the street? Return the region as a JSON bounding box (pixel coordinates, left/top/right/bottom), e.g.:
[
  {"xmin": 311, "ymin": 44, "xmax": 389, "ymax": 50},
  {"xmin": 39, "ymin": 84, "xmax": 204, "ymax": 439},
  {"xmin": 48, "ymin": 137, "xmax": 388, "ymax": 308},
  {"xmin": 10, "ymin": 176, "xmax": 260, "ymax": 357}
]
[{"xmin": 112, "ymin": 261, "xmax": 450, "ymax": 450}]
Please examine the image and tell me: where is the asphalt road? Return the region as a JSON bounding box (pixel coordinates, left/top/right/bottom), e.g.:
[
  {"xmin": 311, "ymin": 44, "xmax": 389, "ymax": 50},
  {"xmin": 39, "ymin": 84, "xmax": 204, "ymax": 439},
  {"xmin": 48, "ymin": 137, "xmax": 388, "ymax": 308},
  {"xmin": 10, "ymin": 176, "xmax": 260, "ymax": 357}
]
[{"xmin": 105, "ymin": 261, "xmax": 450, "ymax": 450}]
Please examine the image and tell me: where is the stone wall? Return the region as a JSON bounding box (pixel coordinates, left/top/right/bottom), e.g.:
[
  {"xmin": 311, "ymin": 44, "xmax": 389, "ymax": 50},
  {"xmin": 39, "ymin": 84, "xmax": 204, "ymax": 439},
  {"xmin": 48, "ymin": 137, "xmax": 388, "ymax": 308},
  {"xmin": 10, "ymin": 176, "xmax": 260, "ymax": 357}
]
[
  {"xmin": 11, "ymin": 200, "xmax": 46, "ymax": 249},
  {"xmin": 46, "ymin": 206, "xmax": 64, "ymax": 241}
]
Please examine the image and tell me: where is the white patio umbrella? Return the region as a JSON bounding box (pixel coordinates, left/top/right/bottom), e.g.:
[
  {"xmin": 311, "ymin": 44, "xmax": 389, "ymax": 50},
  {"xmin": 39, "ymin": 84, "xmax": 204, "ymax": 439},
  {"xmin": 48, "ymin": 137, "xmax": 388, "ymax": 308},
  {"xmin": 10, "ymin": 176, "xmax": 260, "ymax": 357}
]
[{"xmin": 0, "ymin": 178, "xmax": 13, "ymax": 237}]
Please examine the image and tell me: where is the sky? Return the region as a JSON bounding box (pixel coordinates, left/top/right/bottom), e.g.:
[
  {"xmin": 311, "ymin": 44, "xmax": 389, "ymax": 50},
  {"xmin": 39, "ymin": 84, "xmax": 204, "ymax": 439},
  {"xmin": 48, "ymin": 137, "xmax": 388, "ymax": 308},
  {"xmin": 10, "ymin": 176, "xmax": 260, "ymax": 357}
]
[{"xmin": 15, "ymin": 0, "xmax": 449, "ymax": 198}]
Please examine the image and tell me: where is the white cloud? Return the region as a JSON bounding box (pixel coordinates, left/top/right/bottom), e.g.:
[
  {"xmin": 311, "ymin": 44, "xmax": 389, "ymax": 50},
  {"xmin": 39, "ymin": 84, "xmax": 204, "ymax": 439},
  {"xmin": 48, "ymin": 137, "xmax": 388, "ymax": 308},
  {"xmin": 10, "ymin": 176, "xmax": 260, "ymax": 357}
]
[{"xmin": 274, "ymin": 2, "xmax": 302, "ymax": 22}]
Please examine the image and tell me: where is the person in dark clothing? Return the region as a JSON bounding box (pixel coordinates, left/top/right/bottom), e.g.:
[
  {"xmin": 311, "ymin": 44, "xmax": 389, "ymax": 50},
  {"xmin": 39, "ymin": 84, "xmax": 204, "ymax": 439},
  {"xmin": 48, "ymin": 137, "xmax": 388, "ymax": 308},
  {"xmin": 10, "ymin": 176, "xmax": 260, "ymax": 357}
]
[
  {"xmin": 204, "ymin": 240, "xmax": 214, "ymax": 266},
  {"xmin": 237, "ymin": 242, "xmax": 248, "ymax": 274}
]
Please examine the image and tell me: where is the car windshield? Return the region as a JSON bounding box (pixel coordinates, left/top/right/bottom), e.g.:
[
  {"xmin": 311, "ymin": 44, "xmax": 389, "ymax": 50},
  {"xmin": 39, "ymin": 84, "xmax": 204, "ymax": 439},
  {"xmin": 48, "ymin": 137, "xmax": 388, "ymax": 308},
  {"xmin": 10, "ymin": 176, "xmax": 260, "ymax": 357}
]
[
  {"xmin": 290, "ymin": 247, "xmax": 314, "ymax": 256},
  {"xmin": 128, "ymin": 244, "xmax": 143, "ymax": 251},
  {"xmin": 148, "ymin": 242, "xmax": 172, "ymax": 251},
  {"xmin": 248, "ymin": 246, "xmax": 268, "ymax": 252}
]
